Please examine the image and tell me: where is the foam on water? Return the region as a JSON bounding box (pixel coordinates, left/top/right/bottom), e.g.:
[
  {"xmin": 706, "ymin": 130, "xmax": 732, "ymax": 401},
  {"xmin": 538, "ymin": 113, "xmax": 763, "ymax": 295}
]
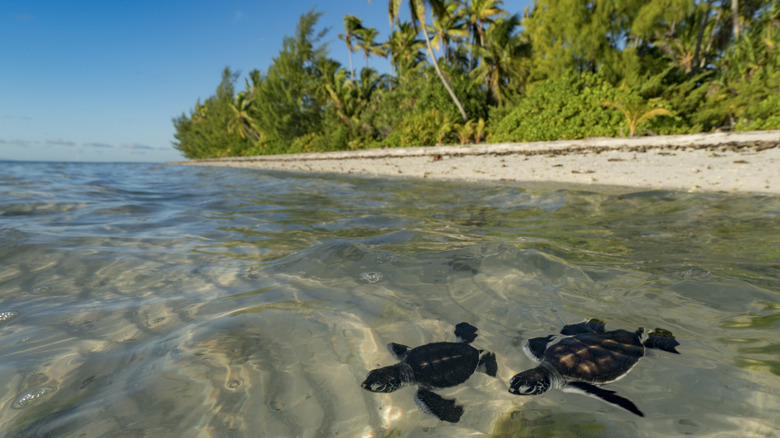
[{"xmin": 0, "ymin": 161, "xmax": 779, "ymax": 437}]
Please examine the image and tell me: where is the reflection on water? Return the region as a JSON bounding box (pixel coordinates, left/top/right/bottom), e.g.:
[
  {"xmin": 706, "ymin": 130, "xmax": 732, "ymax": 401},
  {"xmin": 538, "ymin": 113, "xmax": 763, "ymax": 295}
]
[{"xmin": 0, "ymin": 161, "xmax": 778, "ymax": 437}]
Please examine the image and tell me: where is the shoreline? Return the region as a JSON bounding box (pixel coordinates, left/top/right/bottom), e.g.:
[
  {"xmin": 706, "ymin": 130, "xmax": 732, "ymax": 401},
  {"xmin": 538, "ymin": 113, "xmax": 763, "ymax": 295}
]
[{"xmin": 170, "ymin": 130, "xmax": 780, "ymax": 194}]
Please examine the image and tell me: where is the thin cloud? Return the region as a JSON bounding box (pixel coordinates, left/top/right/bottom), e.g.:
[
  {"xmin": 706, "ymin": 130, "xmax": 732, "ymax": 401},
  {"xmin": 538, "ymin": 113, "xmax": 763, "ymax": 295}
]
[
  {"xmin": 123, "ymin": 143, "xmax": 163, "ymax": 152},
  {"xmin": 84, "ymin": 142, "xmax": 113, "ymax": 148},
  {"xmin": 46, "ymin": 139, "xmax": 77, "ymax": 147},
  {"xmin": 1, "ymin": 139, "xmax": 36, "ymax": 147}
]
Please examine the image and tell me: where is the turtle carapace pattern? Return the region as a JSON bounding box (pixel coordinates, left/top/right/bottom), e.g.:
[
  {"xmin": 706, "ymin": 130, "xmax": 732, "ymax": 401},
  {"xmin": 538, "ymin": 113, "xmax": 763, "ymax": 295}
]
[
  {"xmin": 362, "ymin": 322, "xmax": 498, "ymax": 423},
  {"xmin": 508, "ymin": 318, "xmax": 680, "ymax": 417}
]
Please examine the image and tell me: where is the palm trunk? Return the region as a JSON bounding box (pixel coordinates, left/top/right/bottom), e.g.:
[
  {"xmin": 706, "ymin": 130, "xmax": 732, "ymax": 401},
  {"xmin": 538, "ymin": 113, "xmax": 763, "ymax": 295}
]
[
  {"xmin": 701, "ymin": 8, "xmax": 723, "ymax": 69},
  {"xmin": 693, "ymin": 0, "xmax": 713, "ymax": 75},
  {"xmin": 420, "ymin": 23, "xmax": 468, "ymax": 121},
  {"xmin": 732, "ymin": 0, "xmax": 739, "ymax": 40},
  {"xmin": 468, "ymin": 33, "xmax": 476, "ymax": 71}
]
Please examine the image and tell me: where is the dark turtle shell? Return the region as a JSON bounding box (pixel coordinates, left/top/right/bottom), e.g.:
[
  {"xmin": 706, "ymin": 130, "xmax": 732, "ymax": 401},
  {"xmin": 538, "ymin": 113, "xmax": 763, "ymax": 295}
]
[
  {"xmin": 404, "ymin": 342, "xmax": 479, "ymax": 388},
  {"xmin": 544, "ymin": 329, "xmax": 645, "ymax": 383}
]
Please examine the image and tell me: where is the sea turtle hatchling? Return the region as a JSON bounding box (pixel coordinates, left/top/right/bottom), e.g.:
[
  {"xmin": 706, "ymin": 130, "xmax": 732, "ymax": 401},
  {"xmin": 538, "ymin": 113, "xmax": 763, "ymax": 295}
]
[
  {"xmin": 508, "ymin": 318, "xmax": 680, "ymax": 417},
  {"xmin": 362, "ymin": 322, "xmax": 498, "ymax": 423}
]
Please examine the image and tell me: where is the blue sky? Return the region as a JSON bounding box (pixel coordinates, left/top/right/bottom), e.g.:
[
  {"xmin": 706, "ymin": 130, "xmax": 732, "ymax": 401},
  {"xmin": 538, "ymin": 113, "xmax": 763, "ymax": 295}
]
[{"xmin": 1, "ymin": 0, "xmax": 530, "ymax": 162}]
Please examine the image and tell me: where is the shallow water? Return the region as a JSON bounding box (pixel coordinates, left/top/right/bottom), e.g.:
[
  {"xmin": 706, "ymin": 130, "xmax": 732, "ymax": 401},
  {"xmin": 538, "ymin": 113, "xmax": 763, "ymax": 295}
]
[{"xmin": 0, "ymin": 161, "xmax": 779, "ymax": 437}]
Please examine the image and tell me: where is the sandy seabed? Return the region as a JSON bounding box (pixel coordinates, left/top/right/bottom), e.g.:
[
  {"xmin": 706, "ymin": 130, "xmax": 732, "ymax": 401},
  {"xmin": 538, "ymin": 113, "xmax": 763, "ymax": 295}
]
[{"xmin": 172, "ymin": 130, "xmax": 780, "ymax": 194}]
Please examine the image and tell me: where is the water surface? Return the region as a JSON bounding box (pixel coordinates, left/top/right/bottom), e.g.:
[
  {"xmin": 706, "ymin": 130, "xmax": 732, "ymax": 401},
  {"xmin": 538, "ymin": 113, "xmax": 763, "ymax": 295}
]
[{"xmin": 0, "ymin": 161, "xmax": 778, "ymax": 437}]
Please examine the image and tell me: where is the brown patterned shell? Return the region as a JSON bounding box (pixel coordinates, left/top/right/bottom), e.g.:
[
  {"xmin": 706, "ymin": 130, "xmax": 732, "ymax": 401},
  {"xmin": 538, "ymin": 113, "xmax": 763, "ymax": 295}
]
[{"xmin": 543, "ymin": 329, "xmax": 645, "ymax": 383}]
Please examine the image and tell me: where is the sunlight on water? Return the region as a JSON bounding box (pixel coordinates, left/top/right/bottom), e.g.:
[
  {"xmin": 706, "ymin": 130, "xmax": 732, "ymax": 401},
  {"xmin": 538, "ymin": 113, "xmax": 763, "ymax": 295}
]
[{"xmin": 0, "ymin": 161, "xmax": 778, "ymax": 437}]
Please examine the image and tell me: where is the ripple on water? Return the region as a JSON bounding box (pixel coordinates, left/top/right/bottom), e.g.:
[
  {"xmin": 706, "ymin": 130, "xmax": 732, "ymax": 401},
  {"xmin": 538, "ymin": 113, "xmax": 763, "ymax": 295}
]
[
  {"xmin": 0, "ymin": 310, "xmax": 19, "ymax": 324},
  {"xmin": 2, "ymin": 163, "xmax": 779, "ymax": 437},
  {"xmin": 358, "ymin": 272, "xmax": 384, "ymax": 284},
  {"xmin": 12, "ymin": 387, "xmax": 57, "ymax": 409}
]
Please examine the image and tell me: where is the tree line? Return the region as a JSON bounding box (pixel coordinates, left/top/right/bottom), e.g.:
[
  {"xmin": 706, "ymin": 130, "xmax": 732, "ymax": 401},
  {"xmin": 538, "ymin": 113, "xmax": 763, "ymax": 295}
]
[{"xmin": 173, "ymin": 0, "xmax": 779, "ymax": 159}]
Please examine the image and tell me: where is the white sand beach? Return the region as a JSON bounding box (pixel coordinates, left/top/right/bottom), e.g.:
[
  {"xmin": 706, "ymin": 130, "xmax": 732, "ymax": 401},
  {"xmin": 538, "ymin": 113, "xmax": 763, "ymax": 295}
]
[{"xmin": 172, "ymin": 130, "xmax": 780, "ymax": 194}]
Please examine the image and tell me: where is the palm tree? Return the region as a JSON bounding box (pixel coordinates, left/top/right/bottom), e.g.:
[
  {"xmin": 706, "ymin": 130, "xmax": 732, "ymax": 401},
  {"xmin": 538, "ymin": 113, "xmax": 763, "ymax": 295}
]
[
  {"xmin": 356, "ymin": 68, "xmax": 391, "ymax": 134},
  {"xmin": 356, "ymin": 67, "xmax": 389, "ymax": 102},
  {"xmin": 323, "ymin": 67, "xmax": 389, "ymax": 127},
  {"xmin": 228, "ymin": 91, "xmax": 262, "ymax": 142},
  {"xmin": 354, "ymin": 26, "xmax": 388, "ymax": 68},
  {"xmin": 470, "ymin": 14, "xmax": 526, "ymax": 104},
  {"xmin": 658, "ymin": 2, "xmax": 725, "ymax": 75},
  {"xmin": 456, "ymin": 117, "xmax": 486, "ymax": 143},
  {"xmin": 387, "ymin": 0, "xmax": 469, "ymax": 121},
  {"xmin": 324, "ymin": 68, "xmax": 360, "ymax": 125},
  {"xmin": 459, "ymin": 0, "xmax": 507, "ymax": 69},
  {"xmin": 431, "ymin": 108, "xmax": 456, "ymax": 144},
  {"xmin": 385, "ymin": 21, "xmax": 427, "ymax": 77},
  {"xmin": 429, "ymin": 0, "xmax": 469, "ymax": 62},
  {"xmin": 193, "ymin": 100, "xmax": 207, "ymax": 120},
  {"xmin": 339, "ymin": 15, "xmax": 364, "ymax": 77},
  {"xmin": 602, "ymin": 99, "xmax": 672, "ymax": 137}
]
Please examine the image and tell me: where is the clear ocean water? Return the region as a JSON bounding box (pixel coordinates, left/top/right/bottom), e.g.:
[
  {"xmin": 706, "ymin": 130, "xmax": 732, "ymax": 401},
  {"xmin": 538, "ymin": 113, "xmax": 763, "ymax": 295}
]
[{"xmin": 0, "ymin": 161, "xmax": 778, "ymax": 437}]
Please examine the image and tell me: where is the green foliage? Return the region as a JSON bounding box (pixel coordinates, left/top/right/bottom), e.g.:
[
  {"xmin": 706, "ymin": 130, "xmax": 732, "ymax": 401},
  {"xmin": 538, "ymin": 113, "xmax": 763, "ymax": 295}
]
[
  {"xmin": 489, "ymin": 73, "xmax": 626, "ymax": 142},
  {"xmin": 354, "ymin": 26, "xmax": 387, "ymax": 68},
  {"xmin": 339, "ymin": 15, "xmax": 363, "ymax": 76},
  {"xmin": 172, "ymin": 2, "xmax": 780, "ymax": 159},
  {"xmin": 521, "ymin": 0, "xmax": 625, "ymax": 80},
  {"xmin": 250, "ymin": 9, "xmax": 332, "ymax": 154},
  {"xmin": 369, "ymin": 66, "xmax": 488, "ymax": 147},
  {"xmin": 691, "ymin": 2, "xmax": 780, "ymax": 131},
  {"xmin": 457, "ymin": 117, "xmax": 488, "ymax": 144},
  {"xmin": 386, "ymin": 22, "xmax": 426, "ymax": 78},
  {"xmin": 172, "ymin": 68, "xmax": 255, "ymax": 159},
  {"xmin": 731, "ymin": 69, "xmax": 780, "ymax": 130},
  {"xmin": 470, "ymin": 14, "xmax": 529, "ymax": 105},
  {"xmin": 380, "ymin": 108, "xmax": 456, "ymax": 147},
  {"xmin": 602, "ymin": 98, "xmax": 673, "ymax": 136}
]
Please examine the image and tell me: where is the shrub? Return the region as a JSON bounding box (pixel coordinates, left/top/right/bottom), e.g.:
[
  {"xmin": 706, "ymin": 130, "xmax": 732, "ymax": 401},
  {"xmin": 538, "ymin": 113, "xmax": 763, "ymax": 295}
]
[{"xmin": 489, "ymin": 73, "xmax": 624, "ymax": 142}]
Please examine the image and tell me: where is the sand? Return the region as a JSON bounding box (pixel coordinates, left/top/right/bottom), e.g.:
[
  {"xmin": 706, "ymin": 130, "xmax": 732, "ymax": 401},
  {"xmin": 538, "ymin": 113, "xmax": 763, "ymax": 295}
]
[{"xmin": 171, "ymin": 130, "xmax": 780, "ymax": 194}]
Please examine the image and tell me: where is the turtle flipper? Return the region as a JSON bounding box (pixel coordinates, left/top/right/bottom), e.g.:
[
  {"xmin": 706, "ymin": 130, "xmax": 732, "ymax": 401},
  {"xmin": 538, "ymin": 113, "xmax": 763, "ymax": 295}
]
[
  {"xmin": 644, "ymin": 328, "xmax": 680, "ymax": 354},
  {"xmin": 477, "ymin": 351, "xmax": 498, "ymax": 377},
  {"xmin": 524, "ymin": 335, "xmax": 554, "ymax": 362},
  {"xmin": 388, "ymin": 343, "xmax": 410, "ymax": 360},
  {"xmin": 414, "ymin": 388, "xmax": 464, "ymax": 423},
  {"xmin": 454, "ymin": 322, "xmax": 478, "ymax": 344},
  {"xmin": 561, "ymin": 319, "xmax": 606, "ymax": 335},
  {"xmin": 564, "ymin": 381, "xmax": 644, "ymax": 417}
]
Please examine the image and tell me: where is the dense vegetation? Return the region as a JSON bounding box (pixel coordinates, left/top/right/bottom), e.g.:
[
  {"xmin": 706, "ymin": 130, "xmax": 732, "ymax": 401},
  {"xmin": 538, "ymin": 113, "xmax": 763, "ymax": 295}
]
[{"xmin": 173, "ymin": 0, "xmax": 779, "ymax": 159}]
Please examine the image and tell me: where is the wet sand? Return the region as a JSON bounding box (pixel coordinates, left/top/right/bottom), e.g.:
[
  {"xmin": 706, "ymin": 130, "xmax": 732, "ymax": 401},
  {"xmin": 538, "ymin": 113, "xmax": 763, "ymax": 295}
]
[{"xmin": 172, "ymin": 130, "xmax": 780, "ymax": 194}]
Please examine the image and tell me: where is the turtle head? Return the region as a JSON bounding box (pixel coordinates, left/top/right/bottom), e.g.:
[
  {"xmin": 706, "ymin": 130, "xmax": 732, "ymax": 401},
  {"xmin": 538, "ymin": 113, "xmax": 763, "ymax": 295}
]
[
  {"xmin": 362, "ymin": 365, "xmax": 405, "ymax": 393},
  {"xmin": 508, "ymin": 367, "xmax": 552, "ymax": 395}
]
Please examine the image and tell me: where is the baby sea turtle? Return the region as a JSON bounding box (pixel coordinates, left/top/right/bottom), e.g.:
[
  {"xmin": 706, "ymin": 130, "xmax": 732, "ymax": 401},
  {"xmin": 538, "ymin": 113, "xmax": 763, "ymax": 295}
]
[
  {"xmin": 362, "ymin": 322, "xmax": 498, "ymax": 423},
  {"xmin": 508, "ymin": 318, "xmax": 680, "ymax": 417}
]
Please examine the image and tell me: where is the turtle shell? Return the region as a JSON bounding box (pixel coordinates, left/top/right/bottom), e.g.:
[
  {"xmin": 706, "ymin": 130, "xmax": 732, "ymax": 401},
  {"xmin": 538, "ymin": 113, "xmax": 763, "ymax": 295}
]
[
  {"xmin": 404, "ymin": 342, "xmax": 480, "ymax": 388},
  {"xmin": 544, "ymin": 329, "xmax": 645, "ymax": 384}
]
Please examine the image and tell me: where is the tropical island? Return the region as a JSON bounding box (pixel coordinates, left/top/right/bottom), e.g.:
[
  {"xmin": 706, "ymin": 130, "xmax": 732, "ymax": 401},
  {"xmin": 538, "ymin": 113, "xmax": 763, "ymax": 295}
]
[{"xmin": 172, "ymin": 0, "xmax": 779, "ymax": 160}]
